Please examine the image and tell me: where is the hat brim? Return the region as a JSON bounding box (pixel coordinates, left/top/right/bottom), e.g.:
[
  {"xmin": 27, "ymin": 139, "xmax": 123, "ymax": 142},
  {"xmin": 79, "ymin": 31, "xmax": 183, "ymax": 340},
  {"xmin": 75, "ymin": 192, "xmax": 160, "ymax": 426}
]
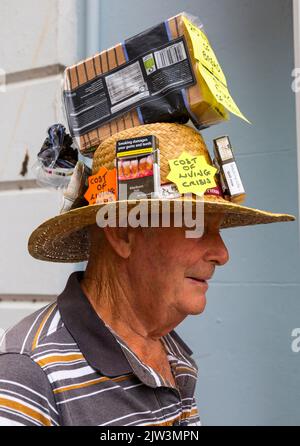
[{"xmin": 28, "ymin": 196, "xmax": 295, "ymax": 263}]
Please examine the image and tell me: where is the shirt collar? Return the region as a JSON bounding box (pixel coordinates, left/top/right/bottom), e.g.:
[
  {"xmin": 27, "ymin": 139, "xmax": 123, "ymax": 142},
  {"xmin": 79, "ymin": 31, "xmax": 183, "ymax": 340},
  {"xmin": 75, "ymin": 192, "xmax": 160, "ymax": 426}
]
[{"xmin": 57, "ymin": 271, "xmax": 194, "ymax": 377}]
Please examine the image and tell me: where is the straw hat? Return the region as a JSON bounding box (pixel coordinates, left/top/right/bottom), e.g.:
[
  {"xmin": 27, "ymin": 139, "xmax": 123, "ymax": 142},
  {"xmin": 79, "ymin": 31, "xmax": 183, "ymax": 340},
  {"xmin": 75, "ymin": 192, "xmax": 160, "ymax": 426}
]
[{"xmin": 28, "ymin": 123, "xmax": 295, "ymax": 263}]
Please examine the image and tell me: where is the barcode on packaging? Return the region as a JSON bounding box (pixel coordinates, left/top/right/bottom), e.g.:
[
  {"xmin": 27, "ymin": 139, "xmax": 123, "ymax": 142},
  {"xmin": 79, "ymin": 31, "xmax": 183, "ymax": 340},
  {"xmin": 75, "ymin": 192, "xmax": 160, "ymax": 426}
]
[{"xmin": 154, "ymin": 41, "xmax": 187, "ymax": 69}]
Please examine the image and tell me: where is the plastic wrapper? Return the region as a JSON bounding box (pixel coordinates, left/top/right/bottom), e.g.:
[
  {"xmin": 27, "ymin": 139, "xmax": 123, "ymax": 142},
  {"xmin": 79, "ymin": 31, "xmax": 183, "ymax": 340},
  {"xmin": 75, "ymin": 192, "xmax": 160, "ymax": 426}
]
[
  {"xmin": 60, "ymin": 161, "xmax": 91, "ymax": 213},
  {"xmin": 34, "ymin": 124, "xmax": 78, "ymax": 189},
  {"xmin": 63, "ymin": 12, "xmax": 229, "ymax": 156}
]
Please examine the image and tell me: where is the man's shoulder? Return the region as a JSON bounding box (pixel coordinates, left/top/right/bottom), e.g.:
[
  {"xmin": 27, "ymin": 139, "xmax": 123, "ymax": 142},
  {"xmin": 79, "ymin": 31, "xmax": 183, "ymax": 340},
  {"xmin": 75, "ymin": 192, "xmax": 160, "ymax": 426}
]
[{"xmin": 0, "ymin": 300, "xmax": 76, "ymax": 358}]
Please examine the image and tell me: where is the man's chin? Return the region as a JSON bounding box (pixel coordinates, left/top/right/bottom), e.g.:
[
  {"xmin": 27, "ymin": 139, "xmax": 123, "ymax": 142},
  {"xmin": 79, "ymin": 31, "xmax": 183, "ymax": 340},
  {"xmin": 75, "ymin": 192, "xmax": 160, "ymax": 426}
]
[{"xmin": 183, "ymin": 293, "xmax": 207, "ymax": 315}]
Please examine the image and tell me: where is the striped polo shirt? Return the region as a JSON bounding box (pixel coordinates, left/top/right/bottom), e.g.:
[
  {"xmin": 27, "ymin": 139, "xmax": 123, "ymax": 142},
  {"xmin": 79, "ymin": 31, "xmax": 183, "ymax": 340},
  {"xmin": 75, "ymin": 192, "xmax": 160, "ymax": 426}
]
[{"xmin": 0, "ymin": 272, "xmax": 201, "ymax": 426}]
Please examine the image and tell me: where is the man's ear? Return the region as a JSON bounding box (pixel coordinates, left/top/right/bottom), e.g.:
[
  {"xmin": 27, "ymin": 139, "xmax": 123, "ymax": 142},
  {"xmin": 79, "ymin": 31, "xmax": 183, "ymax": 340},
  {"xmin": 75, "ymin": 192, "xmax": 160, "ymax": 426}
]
[{"xmin": 103, "ymin": 227, "xmax": 134, "ymax": 259}]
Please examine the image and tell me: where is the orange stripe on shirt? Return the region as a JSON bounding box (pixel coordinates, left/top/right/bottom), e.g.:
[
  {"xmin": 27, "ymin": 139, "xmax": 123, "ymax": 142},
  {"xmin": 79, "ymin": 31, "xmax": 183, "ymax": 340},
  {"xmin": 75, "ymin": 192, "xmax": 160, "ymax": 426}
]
[
  {"xmin": 145, "ymin": 407, "xmax": 199, "ymax": 426},
  {"xmin": 181, "ymin": 407, "xmax": 199, "ymax": 419},
  {"xmin": 37, "ymin": 353, "xmax": 84, "ymax": 367},
  {"xmin": 0, "ymin": 397, "xmax": 51, "ymax": 426},
  {"xmin": 176, "ymin": 365, "xmax": 197, "ymax": 374},
  {"xmin": 31, "ymin": 304, "xmax": 57, "ymax": 351},
  {"xmin": 54, "ymin": 373, "xmax": 134, "ymax": 394}
]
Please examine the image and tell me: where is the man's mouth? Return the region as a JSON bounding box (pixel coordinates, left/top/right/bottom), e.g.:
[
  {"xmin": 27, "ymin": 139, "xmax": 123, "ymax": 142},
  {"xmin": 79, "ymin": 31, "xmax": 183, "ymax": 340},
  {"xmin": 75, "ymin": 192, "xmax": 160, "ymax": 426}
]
[{"xmin": 185, "ymin": 276, "xmax": 209, "ymax": 286}]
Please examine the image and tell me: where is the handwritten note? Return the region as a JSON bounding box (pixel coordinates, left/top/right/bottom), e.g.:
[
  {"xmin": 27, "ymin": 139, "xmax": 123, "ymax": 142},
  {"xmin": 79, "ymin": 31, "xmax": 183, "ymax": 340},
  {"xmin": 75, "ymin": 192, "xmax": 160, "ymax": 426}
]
[
  {"xmin": 183, "ymin": 16, "xmax": 227, "ymax": 85},
  {"xmin": 167, "ymin": 151, "xmax": 218, "ymax": 196},
  {"xmin": 199, "ymin": 65, "xmax": 250, "ymax": 123},
  {"xmin": 84, "ymin": 167, "xmax": 117, "ymax": 205},
  {"xmin": 182, "ymin": 16, "xmax": 250, "ymax": 124}
]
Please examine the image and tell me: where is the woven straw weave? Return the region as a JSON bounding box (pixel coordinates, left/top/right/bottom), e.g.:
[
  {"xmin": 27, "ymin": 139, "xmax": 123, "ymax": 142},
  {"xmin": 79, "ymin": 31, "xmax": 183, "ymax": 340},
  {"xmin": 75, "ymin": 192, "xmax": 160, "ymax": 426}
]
[
  {"xmin": 92, "ymin": 123, "xmax": 211, "ymax": 183},
  {"xmin": 27, "ymin": 123, "xmax": 295, "ymax": 263}
]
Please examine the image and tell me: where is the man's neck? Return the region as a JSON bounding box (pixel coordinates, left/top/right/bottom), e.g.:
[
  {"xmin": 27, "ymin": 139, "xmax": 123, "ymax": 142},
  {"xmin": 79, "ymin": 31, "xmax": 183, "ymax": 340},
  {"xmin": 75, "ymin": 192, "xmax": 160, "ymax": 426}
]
[{"xmin": 80, "ymin": 267, "xmax": 171, "ymax": 361}]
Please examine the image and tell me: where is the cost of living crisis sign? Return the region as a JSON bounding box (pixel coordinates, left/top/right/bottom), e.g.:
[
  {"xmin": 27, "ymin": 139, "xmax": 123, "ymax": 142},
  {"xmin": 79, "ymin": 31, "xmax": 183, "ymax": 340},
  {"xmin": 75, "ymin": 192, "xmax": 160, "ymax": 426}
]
[{"xmin": 167, "ymin": 152, "xmax": 218, "ymax": 196}]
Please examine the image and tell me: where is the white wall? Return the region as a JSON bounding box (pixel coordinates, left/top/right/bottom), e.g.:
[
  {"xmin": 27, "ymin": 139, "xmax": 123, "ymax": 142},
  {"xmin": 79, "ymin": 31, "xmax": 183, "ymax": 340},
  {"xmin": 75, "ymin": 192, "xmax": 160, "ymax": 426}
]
[{"xmin": 0, "ymin": 0, "xmax": 82, "ymax": 324}]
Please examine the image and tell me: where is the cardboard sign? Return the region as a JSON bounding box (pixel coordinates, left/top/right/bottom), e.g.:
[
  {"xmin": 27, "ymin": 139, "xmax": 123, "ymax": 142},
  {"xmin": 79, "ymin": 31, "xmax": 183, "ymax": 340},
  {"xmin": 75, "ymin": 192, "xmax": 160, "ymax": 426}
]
[
  {"xmin": 167, "ymin": 151, "xmax": 218, "ymax": 196},
  {"xmin": 84, "ymin": 167, "xmax": 117, "ymax": 205},
  {"xmin": 182, "ymin": 16, "xmax": 250, "ymax": 124}
]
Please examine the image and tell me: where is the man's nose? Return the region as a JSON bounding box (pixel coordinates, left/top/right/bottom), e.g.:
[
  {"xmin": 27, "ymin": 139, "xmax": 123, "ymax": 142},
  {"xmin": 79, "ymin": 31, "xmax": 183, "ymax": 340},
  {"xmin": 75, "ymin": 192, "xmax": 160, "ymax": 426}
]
[{"xmin": 203, "ymin": 233, "xmax": 229, "ymax": 266}]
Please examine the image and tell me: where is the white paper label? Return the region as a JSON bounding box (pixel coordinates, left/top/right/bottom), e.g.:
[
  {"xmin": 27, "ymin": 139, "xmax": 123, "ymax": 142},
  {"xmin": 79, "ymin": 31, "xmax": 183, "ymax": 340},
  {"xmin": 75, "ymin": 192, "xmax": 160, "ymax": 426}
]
[
  {"xmin": 215, "ymin": 137, "xmax": 233, "ymax": 161},
  {"xmin": 222, "ymin": 162, "xmax": 245, "ymax": 195},
  {"xmin": 160, "ymin": 183, "xmax": 181, "ymax": 199},
  {"xmin": 105, "ymin": 61, "xmax": 149, "ymax": 106}
]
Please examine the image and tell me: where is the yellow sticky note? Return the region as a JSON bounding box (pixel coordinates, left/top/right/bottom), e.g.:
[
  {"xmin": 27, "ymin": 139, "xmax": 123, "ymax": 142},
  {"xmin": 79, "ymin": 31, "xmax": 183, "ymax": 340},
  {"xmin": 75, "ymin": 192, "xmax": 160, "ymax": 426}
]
[
  {"xmin": 167, "ymin": 151, "xmax": 218, "ymax": 197},
  {"xmin": 199, "ymin": 65, "xmax": 251, "ymax": 123},
  {"xmin": 182, "ymin": 16, "xmax": 227, "ymax": 86},
  {"xmin": 182, "ymin": 15, "xmax": 250, "ymax": 124}
]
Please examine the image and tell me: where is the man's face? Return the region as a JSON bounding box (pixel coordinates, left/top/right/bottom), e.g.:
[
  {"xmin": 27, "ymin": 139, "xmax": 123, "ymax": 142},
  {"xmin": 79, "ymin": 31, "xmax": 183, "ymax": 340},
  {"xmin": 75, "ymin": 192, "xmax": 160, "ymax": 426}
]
[{"xmin": 128, "ymin": 213, "xmax": 229, "ymax": 323}]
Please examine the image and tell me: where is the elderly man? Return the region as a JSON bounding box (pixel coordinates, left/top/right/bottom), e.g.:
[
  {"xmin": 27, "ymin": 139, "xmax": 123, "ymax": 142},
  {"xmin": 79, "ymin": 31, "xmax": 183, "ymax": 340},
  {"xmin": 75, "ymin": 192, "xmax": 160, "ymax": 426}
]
[
  {"xmin": 0, "ymin": 123, "xmax": 294, "ymax": 426},
  {"xmin": 82, "ymin": 215, "xmax": 228, "ymax": 386}
]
